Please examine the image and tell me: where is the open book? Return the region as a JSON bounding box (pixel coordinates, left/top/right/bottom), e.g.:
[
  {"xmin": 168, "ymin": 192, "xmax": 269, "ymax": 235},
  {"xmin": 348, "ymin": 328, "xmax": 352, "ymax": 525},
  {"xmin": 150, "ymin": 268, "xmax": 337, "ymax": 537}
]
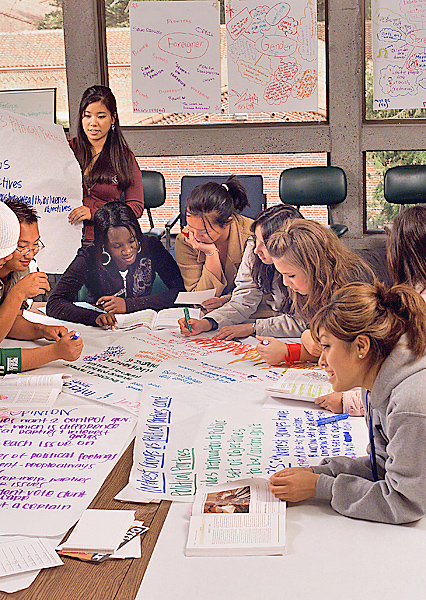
[
  {"xmin": 266, "ymin": 366, "xmax": 333, "ymax": 402},
  {"xmin": 0, "ymin": 373, "xmax": 67, "ymax": 409},
  {"xmin": 115, "ymin": 307, "xmax": 201, "ymax": 330},
  {"xmin": 185, "ymin": 478, "xmax": 286, "ymax": 557}
]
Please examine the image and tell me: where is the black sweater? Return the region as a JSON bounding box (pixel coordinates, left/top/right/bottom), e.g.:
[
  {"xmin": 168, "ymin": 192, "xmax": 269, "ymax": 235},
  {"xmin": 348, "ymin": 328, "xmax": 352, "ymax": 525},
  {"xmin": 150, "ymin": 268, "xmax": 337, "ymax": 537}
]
[{"xmin": 46, "ymin": 236, "xmax": 184, "ymax": 326}]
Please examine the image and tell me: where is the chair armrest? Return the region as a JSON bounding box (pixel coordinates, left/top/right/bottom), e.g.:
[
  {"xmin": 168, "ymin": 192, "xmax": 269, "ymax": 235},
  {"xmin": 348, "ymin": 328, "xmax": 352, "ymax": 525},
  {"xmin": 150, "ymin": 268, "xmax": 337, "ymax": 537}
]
[{"xmin": 165, "ymin": 212, "xmax": 180, "ymax": 229}]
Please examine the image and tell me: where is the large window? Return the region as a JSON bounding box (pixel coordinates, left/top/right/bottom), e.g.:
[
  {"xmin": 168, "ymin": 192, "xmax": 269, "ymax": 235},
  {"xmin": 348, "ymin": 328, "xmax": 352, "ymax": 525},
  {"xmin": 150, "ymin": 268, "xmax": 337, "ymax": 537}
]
[
  {"xmin": 105, "ymin": 0, "xmax": 327, "ymax": 127},
  {"xmin": 0, "ymin": 0, "xmax": 69, "ymax": 126}
]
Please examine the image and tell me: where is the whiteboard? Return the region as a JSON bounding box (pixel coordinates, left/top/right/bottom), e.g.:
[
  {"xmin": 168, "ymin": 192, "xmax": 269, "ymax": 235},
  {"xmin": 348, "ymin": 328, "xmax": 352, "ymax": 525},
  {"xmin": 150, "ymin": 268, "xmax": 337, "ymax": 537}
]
[{"xmin": 0, "ymin": 89, "xmax": 56, "ymax": 124}]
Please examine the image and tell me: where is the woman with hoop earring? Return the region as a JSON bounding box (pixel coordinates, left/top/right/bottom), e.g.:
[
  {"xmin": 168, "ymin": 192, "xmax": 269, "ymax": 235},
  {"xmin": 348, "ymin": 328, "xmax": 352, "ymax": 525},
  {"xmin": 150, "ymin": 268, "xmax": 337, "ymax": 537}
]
[
  {"xmin": 47, "ymin": 202, "xmax": 184, "ymax": 329},
  {"xmin": 68, "ymin": 85, "xmax": 144, "ymax": 244}
]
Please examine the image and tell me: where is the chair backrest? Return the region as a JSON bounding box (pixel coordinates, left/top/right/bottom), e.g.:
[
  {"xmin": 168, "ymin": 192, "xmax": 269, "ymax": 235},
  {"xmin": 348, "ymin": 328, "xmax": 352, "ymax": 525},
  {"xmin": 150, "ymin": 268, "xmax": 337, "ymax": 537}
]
[
  {"xmin": 141, "ymin": 170, "xmax": 166, "ymax": 229},
  {"xmin": 279, "ymin": 166, "xmax": 347, "ymax": 206},
  {"xmin": 384, "ymin": 165, "xmax": 426, "ymax": 205},
  {"xmin": 179, "ymin": 175, "xmax": 266, "ymax": 228}
]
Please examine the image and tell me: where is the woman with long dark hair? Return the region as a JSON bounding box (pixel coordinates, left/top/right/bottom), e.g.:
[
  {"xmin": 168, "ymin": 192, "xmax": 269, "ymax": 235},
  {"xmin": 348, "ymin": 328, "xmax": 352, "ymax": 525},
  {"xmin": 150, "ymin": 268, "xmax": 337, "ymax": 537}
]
[
  {"xmin": 68, "ymin": 85, "xmax": 144, "ymax": 242},
  {"xmin": 48, "ymin": 202, "xmax": 183, "ymax": 328},
  {"xmin": 179, "ymin": 204, "xmax": 306, "ymax": 339},
  {"xmin": 175, "ymin": 175, "xmax": 252, "ymax": 307}
]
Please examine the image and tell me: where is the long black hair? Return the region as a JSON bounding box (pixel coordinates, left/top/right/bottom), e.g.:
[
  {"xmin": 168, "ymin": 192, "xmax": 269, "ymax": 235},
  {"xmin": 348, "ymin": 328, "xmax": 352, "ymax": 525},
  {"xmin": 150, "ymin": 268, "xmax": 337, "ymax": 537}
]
[
  {"xmin": 93, "ymin": 201, "xmax": 144, "ymax": 269},
  {"xmin": 73, "ymin": 85, "xmax": 133, "ymax": 190},
  {"xmin": 251, "ymin": 204, "xmax": 303, "ymax": 304},
  {"xmin": 185, "ymin": 175, "xmax": 249, "ymax": 233}
]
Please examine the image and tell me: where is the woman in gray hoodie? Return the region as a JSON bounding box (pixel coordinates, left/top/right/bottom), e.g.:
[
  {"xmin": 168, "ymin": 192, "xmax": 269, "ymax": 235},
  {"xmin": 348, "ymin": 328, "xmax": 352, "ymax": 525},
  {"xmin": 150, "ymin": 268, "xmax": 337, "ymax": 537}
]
[{"xmin": 269, "ymin": 280, "xmax": 426, "ymax": 524}]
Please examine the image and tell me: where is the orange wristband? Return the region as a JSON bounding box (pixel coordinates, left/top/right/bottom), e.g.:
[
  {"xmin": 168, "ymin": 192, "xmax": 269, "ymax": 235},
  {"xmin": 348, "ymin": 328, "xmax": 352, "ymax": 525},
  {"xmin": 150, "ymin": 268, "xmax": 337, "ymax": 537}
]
[{"xmin": 283, "ymin": 343, "xmax": 302, "ymax": 365}]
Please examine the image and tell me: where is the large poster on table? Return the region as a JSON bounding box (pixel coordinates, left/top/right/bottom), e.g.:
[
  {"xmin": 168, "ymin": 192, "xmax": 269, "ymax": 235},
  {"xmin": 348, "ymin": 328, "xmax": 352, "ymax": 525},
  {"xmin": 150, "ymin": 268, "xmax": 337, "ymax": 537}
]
[
  {"xmin": 130, "ymin": 1, "xmax": 221, "ymax": 113},
  {"xmin": 372, "ymin": 0, "xmax": 426, "ymax": 110},
  {"xmin": 118, "ymin": 383, "xmax": 368, "ymax": 503},
  {"xmin": 0, "ymin": 107, "xmax": 82, "ymax": 273},
  {"xmin": 226, "ymin": 0, "xmax": 318, "ymax": 112}
]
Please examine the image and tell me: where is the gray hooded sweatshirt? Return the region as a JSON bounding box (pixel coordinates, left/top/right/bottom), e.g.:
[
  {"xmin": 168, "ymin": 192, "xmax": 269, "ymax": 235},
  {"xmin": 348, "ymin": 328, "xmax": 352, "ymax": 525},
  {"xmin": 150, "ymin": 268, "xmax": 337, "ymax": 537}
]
[{"xmin": 312, "ymin": 338, "xmax": 426, "ymax": 524}]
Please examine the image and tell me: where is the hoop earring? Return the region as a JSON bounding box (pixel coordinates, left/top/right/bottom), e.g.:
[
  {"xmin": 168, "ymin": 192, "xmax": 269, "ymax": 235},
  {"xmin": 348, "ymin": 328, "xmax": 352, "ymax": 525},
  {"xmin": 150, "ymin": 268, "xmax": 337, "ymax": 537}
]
[{"xmin": 101, "ymin": 248, "xmax": 111, "ymax": 266}]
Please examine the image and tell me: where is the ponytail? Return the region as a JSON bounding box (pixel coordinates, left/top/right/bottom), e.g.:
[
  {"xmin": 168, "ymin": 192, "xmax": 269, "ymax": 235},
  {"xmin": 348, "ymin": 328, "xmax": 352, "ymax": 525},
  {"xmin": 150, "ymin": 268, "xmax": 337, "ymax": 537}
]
[
  {"xmin": 185, "ymin": 175, "xmax": 249, "ymax": 227},
  {"xmin": 311, "ymin": 281, "xmax": 426, "ymax": 363}
]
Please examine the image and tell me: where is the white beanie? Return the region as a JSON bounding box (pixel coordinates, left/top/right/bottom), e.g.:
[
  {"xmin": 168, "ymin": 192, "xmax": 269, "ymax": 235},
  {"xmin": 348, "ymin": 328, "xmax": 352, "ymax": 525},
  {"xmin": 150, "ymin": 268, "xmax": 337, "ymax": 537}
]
[{"xmin": 0, "ymin": 201, "xmax": 19, "ymax": 259}]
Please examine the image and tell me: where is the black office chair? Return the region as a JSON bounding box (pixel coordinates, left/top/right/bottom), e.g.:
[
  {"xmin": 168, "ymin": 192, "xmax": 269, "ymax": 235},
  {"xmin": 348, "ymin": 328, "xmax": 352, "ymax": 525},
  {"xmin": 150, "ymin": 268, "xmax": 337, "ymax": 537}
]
[
  {"xmin": 165, "ymin": 175, "xmax": 267, "ymax": 241},
  {"xmin": 384, "ymin": 164, "xmax": 426, "ymax": 205},
  {"xmin": 279, "ymin": 166, "xmax": 348, "ymax": 237},
  {"xmin": 141, "ymin": 170, "xmax": 167, "ymax": 240}
]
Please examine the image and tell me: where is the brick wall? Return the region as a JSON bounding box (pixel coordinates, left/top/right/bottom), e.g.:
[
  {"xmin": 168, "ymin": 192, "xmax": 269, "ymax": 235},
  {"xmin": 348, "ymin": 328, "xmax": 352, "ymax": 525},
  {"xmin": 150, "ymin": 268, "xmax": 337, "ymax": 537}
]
[{"xmin": 136, "ymin": 152, "xmax": 329, "ymax": 232}]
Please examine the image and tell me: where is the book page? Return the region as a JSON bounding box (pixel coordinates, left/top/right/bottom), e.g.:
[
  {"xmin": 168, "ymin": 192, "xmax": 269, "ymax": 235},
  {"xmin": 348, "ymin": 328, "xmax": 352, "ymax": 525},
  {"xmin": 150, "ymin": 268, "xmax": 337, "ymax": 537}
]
[
  {"xmin": 115, "ymin": 309, "xmax": 157, "ymax": 330},
  {"xmin": 0, "ymin": 373, "xmax": 65, "ymax": 389},
  {"xmin": 0, "ymin": 388, "xmax": 59, "ymax": 409},
  {"xmin": 192, "ymin": 478, "xmax": 285, "ymax": 517},
  {"xmin": 186, "ymin": 512, "xmax": 285, "ymax": 555},
  {"xmin": 266, "ymin": 367, "xmax": 333, "ymax": 401},
  {"xmin": 154, "ymin": 308, "xmax": 201, "ymax": 329}
]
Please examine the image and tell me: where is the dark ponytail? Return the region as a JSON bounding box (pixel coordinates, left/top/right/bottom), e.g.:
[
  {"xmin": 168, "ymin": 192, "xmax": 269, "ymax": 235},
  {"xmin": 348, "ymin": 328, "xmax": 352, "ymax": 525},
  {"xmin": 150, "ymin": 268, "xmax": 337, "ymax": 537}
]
[
  {"xmin": 185, "ymin": 175, "xmax": 249, "ymax": 227},
  {"xmin": 311, "ymin": 281, "xmax": 426, "ymax": 364}
]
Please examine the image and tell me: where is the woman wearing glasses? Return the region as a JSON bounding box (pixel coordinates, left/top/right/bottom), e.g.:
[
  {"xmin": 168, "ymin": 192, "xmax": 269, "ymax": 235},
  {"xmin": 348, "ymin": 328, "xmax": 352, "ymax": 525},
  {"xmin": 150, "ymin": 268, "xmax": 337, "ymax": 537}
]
[
  {"xmin": 0, "ymin": 198, "xmax": 66, "ymax": 343},
  {"xmin": 47, "ymin": 201, "xmax": 184, "ymax": 328}
]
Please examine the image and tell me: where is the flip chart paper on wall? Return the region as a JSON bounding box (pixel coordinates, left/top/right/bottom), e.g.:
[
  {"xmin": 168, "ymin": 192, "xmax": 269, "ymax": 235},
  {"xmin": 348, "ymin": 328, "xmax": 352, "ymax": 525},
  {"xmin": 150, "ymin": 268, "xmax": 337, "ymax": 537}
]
[
  {"xmin": 118, "ymin": 384, "xmax": 367, "ymax": 503},
  {"xmin": 226, "ymin": 0, "xmax": 318, "ymax": 113},
  {"xmin": 130, "ymin": 1, "xmax": 221, "ymax": 113},
  {"xmin": 372, "ymin": 0, "xmax": 426, "ymax": 110},
  {"xmin": 0, "ymin": 107, "xmax": 82, "ymax": 273},
  {"xmin": 0, "ymin": 405, "xmax": 135, "ymax": 536}
]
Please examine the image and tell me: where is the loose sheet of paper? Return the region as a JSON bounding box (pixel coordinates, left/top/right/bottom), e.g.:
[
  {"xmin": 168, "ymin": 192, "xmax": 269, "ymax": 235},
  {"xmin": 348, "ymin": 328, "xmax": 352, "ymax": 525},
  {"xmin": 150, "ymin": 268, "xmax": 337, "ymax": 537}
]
[{"xmin": 0, "ymin": 538, "xmax": 62, "ymax": 577}]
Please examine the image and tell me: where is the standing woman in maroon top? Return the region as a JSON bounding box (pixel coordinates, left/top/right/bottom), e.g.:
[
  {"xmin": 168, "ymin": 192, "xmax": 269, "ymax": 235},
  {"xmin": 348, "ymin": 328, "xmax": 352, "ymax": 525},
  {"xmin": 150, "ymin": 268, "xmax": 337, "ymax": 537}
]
[{"xmin": 68, "ymin": 85, "xmax": 144, "ymax": 243}]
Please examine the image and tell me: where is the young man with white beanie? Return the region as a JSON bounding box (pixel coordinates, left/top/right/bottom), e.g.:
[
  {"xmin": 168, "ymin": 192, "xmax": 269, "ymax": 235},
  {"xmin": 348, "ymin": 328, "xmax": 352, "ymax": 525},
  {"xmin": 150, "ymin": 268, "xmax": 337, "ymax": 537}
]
[{"xmin": 0, "ymin": 201, "xmax": 83, "ymax": 373}]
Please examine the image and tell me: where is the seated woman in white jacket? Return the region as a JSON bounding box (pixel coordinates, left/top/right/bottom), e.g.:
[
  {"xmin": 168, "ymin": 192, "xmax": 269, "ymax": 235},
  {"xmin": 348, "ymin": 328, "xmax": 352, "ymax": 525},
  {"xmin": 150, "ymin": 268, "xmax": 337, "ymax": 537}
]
[{"xmin": 178, "ymin": 204, "xmax": 307, "ymax": 340}]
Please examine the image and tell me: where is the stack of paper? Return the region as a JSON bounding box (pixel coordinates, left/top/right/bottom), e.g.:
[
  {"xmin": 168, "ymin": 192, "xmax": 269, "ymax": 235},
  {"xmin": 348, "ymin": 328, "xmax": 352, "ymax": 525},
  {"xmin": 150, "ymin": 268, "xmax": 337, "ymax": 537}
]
[{"xmin": 57, "ymin": 510, "xmax": 148, "ymax": 563}]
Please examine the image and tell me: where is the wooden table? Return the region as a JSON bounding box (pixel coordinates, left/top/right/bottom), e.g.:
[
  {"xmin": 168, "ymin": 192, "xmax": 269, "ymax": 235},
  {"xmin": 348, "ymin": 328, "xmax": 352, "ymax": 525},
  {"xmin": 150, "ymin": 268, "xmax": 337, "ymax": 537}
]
[{"xmin": 0, "ymin": 442, "xmax": 171, "ymax": 600}]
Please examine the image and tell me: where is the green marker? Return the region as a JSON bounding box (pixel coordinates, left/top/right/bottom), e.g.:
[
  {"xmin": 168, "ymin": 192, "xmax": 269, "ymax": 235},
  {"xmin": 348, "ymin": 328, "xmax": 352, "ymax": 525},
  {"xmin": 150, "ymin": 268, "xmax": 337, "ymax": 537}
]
[{"xmin": 183, "ymin": 307, "xmax": 192, "ymax": 333}]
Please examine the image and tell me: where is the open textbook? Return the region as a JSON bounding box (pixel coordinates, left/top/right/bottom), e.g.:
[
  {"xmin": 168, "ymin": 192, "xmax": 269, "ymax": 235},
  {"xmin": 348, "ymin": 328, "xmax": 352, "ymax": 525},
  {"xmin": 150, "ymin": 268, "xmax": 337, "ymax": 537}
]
[
  {"xmin": 266, "ymin": 366, "xmax": 333, "ymax": 402},
  {"xmin": 115, "ymin": 307, "xmax": 201, "ymax": 330},
  {"xmin": 0, "ymin": 373, "xmax": 67, "ymax": 409},
  {"xmin": 185, "ymin": 478, "xmax": 286, "ymax": 557}
]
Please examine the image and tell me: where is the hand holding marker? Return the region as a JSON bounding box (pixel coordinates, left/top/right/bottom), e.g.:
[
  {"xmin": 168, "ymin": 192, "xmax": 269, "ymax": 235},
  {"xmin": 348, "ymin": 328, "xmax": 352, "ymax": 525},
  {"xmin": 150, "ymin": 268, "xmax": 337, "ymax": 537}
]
[
  {"xmin": 71, "ymin": 331, "xmax": 81, "ymax": 340},
  {"xmin": 184, "ymin": 307, "xmax": 192, "ymax": 333}
]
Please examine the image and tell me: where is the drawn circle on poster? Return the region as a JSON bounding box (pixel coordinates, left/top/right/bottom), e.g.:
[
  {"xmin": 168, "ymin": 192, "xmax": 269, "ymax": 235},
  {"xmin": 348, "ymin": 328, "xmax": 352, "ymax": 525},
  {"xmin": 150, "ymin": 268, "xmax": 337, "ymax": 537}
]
[
  {"xmin": 159, "ymin": 32, "xmax": 209, "ymax": 59},
  {"xmin": 255, "ymin": 35, "xmax": 297, "ymax": 57}
]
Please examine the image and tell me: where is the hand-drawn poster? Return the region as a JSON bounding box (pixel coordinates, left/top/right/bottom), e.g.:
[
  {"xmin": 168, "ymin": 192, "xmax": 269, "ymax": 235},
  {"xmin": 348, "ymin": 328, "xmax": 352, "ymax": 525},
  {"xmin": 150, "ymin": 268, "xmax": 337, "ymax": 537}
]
[
  {"xmin": 0, "ymin": 406, "xmax": 135, "ymax": 536},
  {"xmin": 226, "ymin": 0, "xmax": 318, "ymax": 112},
  {"xmin": 372, "ymin": 0, "xmax": 426, "ymax": 110},
  {"xmin": 0, "ymin": 107, "xmax": 82, "ymax": 273},
  {"xmin": 130, "ymin": 1, "xmax": 221, "ymax": 113},
  {"xmin": 118, "ymin": 387, "xmax": 367, "ymax": 503}
]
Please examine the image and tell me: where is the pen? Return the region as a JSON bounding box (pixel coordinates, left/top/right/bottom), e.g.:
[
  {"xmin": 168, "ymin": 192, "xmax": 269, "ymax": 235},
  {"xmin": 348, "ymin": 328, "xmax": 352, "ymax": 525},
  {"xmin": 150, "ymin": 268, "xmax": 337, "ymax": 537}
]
[
  {"xmin": 96, "ymin": 288, "xmax": 126, "ymax": 306},
  {"xmin": 316, "ymin": 413, "xmax": 349, "ymax": 426},
  {"xmin": 183, "ymin": 307, "xmax": 192, "ymax": 333},
  {"xmin": 70, "ymin": 332, "xmax": 81, "ymax": 340}
]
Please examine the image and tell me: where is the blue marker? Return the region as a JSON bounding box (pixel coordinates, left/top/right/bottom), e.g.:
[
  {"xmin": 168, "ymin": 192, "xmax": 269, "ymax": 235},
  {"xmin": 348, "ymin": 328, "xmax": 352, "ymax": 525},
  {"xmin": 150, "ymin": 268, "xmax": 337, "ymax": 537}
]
[
  {"xmin": 70, "ymin": 332, "xmax": 81, "ymax": 340},
  {"xmin": 316, "ymin": 413, "xmax": 349, "ymax": 426}
]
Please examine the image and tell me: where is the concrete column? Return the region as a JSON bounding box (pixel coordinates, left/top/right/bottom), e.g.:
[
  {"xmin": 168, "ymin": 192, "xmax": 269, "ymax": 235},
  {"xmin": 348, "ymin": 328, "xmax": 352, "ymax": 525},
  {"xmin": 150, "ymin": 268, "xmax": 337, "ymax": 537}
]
[{"xmin": 62, "ymin": 0, "xmax": 108, "ymax": 136}]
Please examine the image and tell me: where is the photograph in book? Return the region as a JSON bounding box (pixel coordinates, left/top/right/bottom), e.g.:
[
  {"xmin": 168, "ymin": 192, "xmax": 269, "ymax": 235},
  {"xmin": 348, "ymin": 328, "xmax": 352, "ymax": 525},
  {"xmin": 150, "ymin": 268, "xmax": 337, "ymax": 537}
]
[{"xmin": 185, "ymin": 478, "xmax": 286, "ymax": 556}]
